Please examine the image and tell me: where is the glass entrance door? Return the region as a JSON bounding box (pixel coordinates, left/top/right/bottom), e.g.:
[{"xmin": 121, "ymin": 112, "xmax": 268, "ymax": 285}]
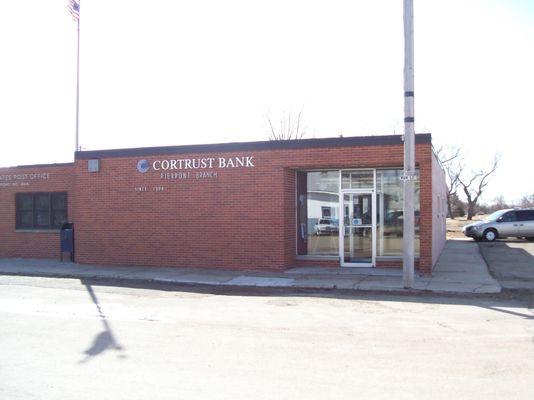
[{"xmin": 340, "ymin": 192, "xmax": 375, "ymax": 267}]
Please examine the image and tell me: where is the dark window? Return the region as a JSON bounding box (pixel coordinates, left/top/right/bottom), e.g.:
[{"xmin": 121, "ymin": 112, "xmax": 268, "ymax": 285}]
[
  {"xmin": 500, "ymin": 211, "xmax": 516, "ymax": 223},
  {"xmin": 15, "ymin": 192, "xmax": 68, "ymax": 230},
  {"xmin": 516, "ymin": 210, "xmax": 534, "ymax": 221}
]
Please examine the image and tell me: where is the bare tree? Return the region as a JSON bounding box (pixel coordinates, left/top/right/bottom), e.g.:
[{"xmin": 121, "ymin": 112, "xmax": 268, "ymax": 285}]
[
  {"xmin": 457, "ymin": 155, "xmax": 500, "ymax": 220},
  {"xmin": 489, "ymin": 195, "xmax": 510, "ymax": 212},
  {"xmin": 266, "ymin": 110, "xmax": 306, "ymax": 141},
  {"xmin": 436, "ymin": 146, "xmax": 462, "ymax": 219},
  {"xmin": 520, "ymin": 194, "xmax": 534, "ymax": 208},
  {"xmin": 436, "ymin": 145, "xmax": 461, "ymax": 165}
]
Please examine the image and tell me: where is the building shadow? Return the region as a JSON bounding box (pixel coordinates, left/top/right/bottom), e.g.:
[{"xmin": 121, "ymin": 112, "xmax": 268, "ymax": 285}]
[
  {"xmin": 479, "ymin": 240, "xmax": 534, "ymax": 280},
  {"xmin": 79, "ymin": 279, "xmax": 127, "ymax": 364}
]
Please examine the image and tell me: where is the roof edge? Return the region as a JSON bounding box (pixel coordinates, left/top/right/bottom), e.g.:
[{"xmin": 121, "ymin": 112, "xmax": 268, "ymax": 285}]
[
  {"xmin": 75, "ymin": 133, "xmax": 432, "ymax": 160},
  {"xmin": 0, "ymin": 162, "xmax": 75, "ymax": 170}
]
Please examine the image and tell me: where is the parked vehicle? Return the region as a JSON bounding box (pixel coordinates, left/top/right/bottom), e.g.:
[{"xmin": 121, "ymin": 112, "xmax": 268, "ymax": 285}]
[
  {"xmin": 382, "ymin": 210, "xmax": 420, "ymax": 237},
  {"xmin": 314, "ymin": 218, "xmax": 339, "ymax": 236},
  {"xmin": 462, "ymin": 208, "xmax": 534, "ymax": 242}
]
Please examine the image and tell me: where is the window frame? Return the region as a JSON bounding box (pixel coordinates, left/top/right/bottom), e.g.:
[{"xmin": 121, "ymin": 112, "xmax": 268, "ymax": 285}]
[{"xmin": 15, "ymin": 192, "xmax": 68, "ymax": 230}]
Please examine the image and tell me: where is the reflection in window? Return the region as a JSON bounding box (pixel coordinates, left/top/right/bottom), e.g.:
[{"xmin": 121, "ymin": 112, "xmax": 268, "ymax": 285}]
[
  {"xmin": 16, "ymin": 192, "xmax": 68, "ymax": 230},
  {"xmin": 297, "ymin": 171, "xmax": 339, "ymax": 256},
  {"xmin": 341, "ymin": 170, "xmax": 374, "ymax": 190},
  {"xmin": 297, "ymin": 169, "xmax": 421, "ymax": 259},
  {"xmin": 376, "ymin": 170, "xmax": 420, "ymax": 256}
]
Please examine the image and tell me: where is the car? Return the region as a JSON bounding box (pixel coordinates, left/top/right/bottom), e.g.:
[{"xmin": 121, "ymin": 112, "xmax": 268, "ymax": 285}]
[
  {"xmin": 314, "ymin": 218, "xmax": 339, "ymax": 236},
  {"xmin": 462, "ymin": 208, "xmax": 534, "ymax": 242},
  {"xmin": 382, "ymin": 210, "xmax": 420, "ymax": 237}
]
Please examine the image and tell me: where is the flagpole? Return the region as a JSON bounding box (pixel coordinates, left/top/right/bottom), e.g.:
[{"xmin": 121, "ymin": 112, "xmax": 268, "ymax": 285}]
[{"xmin": 75, "ymin": 5, "xmax": 80, "ymax": 152}]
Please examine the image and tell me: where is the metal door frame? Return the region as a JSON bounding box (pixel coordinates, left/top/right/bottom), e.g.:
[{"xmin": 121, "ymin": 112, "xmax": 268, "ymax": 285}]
[{"xmin": 339, "ymin": 189, "xmax": 376, "ymax": 268}]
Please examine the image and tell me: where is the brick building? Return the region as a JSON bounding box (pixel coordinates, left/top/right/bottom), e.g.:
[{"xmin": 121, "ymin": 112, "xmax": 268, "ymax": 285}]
[{"xmin": 0, "ymin": 134, "xmax": 447, "ymax": 274}]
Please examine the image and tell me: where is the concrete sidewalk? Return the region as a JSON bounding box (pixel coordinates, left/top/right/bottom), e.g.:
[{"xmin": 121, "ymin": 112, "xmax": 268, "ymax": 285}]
[{"xmin": 0, "ymin": 240, "xmax": 501, "ymax": 295}]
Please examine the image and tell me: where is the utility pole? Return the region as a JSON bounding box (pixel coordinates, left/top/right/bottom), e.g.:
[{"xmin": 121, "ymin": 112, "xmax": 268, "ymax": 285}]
[{"xmin": 402, "ymin": 0, "xmax": 415, "ymax": 288}]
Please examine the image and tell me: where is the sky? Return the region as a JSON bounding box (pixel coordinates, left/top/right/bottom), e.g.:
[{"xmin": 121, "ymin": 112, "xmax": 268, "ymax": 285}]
[{"xmin": 0, "ymin": 0, "xmax": 533, "ymax": 203}]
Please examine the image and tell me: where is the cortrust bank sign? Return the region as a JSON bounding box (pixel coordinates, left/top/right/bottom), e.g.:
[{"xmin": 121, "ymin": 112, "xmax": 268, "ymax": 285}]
[{"xmin": 136, "ymin": 155, "xmax": 255, "ymax": 181}]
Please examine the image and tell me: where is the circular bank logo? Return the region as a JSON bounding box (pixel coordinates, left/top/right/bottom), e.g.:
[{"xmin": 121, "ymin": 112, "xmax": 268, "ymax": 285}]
[{"xmin": 137, "ymin": 159, "xmax": 150, "ymax": 173}]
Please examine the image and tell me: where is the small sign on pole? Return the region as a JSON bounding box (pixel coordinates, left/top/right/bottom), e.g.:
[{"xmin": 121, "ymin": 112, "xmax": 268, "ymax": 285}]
[{"xmin": 399, "ymin": 173, "xmax": 419, "ymax": 181}]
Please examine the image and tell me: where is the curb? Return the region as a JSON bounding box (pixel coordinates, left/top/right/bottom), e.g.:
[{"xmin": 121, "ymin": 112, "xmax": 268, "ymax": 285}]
[{"xmin": 0, "ymin": 270, "xmax": 509, "ymax": 299}]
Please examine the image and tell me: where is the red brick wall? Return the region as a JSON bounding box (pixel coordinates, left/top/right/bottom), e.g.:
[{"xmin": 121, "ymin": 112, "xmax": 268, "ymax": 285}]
[
  {"xmin": 72, "ymin": 154, "xmax": 289, "ymax": 270},
  {"xmin": 0, "ymin": 141, "xmax": 434, "ymax": 273},
  {"xmin": 0, "ymin": 164, "xmax": 75, "ymax": 259},
  {"xmin": 293, "ymin": 259, "xmax": 422, "ymax": 269},
  {"xmin": 71, "ymin": 142, "xmax": 434, "ymax": 272},
  {"xmin": 417, "ymin": 144, "xmax": 434, "ymax": 273}
]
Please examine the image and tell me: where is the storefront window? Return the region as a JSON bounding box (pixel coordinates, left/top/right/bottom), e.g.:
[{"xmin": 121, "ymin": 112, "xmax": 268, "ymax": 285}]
[
  {"xmin": 376, "ymin": 170, "xmax": 420, "ymax": 256},
  {"xmin": 297, "ymin": 171, "xmax": 339, "ymax": 256},
  {"xmin": 297, "ymin": 169, "xmax": 420, "ymax": 259}
]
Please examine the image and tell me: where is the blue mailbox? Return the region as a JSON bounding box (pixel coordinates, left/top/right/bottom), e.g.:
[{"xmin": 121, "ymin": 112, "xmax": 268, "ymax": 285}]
[{"xmin": 60, "ymin": 222, "xmax": 74, "ymax": 261}]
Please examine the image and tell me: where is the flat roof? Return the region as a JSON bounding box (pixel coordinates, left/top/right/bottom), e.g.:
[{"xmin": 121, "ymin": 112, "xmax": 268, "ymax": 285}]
[
  {"xmin": 75, "ymin": 133, "xmax": 432, "ymax": 160},
  {"xmin": 0, "ymin": 162, "xmax": 75, "ymax": 170}
]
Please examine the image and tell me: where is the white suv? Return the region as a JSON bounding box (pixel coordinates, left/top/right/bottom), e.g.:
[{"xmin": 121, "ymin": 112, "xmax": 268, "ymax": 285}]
[{"xmin": 314, "ymin": 219, "xmax": 339, "ymax": 236}]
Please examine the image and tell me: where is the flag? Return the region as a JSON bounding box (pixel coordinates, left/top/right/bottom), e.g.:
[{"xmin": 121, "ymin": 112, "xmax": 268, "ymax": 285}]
[{"xmin": 68, "ymin": 0, "xmax": 80, "ymax": 22}]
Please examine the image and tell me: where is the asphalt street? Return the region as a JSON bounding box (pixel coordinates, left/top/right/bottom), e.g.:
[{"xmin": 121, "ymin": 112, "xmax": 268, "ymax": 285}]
[
  {"xmin": 479, "ymin": 240, "xmax": 534, "ymax": 291},
  {"xmin": 0, "ymin": 275, "xmax": 533, "ymax": 400}
]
